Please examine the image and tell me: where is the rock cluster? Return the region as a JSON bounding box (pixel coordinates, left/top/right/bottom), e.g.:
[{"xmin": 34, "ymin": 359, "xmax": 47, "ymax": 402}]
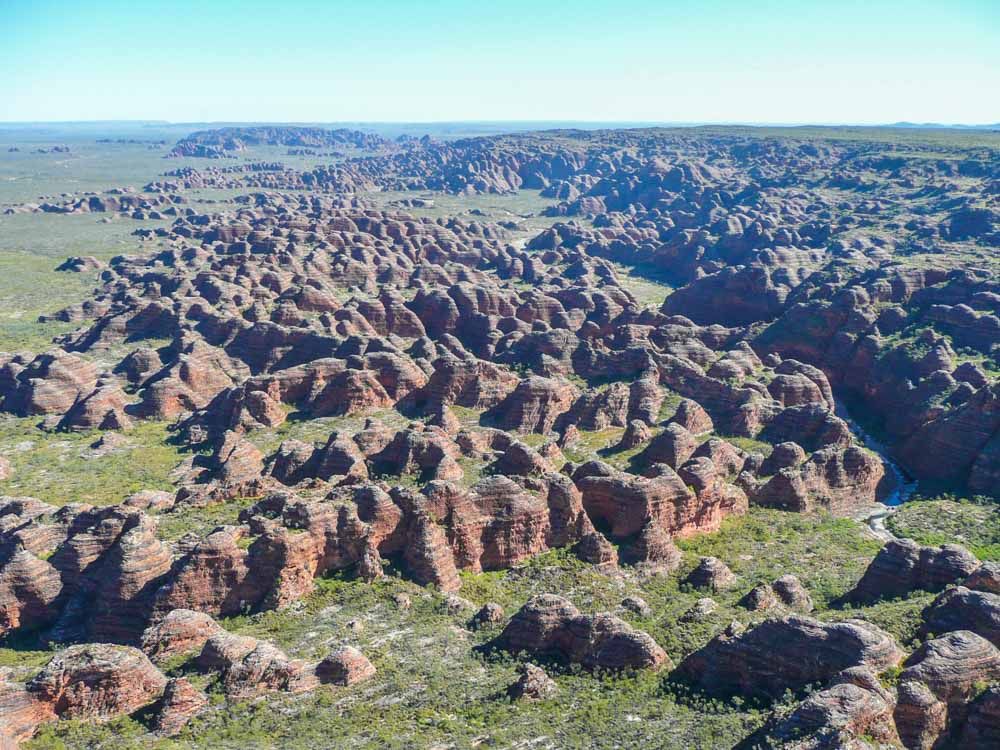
[
  {"xmin": 0, "ymin": 617, "xmax": 377, "ymax": 744},
  {"xmin": 493, "ymin": 594, "xmax": 669, "ymax": 671},
  {"xmin": 676, "ymin": 615, "xmax": 903, "ymax": 699},
  {"xmin": 849, "ymin": 538, "xmax": 982, "ymax": 602},
  {"xmin": 1, "ymin": 123, "xmax": 997, "ymax": 746}
]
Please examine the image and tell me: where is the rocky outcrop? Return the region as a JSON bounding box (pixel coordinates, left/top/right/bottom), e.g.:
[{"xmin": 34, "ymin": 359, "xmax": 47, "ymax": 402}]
[
  {"xmin": 894, "ymin": 631, "xmax": 1000, "ymax": 749},
  {"xmin": 772, "ymin": 574, "xmax": 814, "ymax": 611},
  {"xmin": 403, "ymin": 510, "xmax": 462, "ymax": 592},
  {"xmin": 1, "ymin": 351, "xmax": 99, "ymax": 416},
  {"xmin": 739, "ymin": 583, "xmax": 780, "ymax": 612},
  {"xmin": 0, "ymin": 681, "xmax": 55, "ymax": 746},
  {"xmin": 315, "ymin": 646, "xmax": 377, "ymax": 686},
  {"xmin": 849, "ymin": 539, "xmax": 980, "ymax": 602},
  {"xmin": 684, "ymin": 557, "xmax": 737, "ymax": 592},
  {"xmin": 748, "ymin": 445, "xmax": 884, "ymax": 514},
  {"xmin": 56, "ymin": 383, "xmax": 131, "ymax": 432},
  {"xmin": 959, "ymin": 686, "xmax": 1000, "ymax": 747},
  {"xmin": 493, "ymin": 594, "xmax": 669, "ymax": 671},
  {"xmin": 87, "ymin": 515, "xmax": 173, "ymax": 643},
  {"xmin": 150, "ymin": 678, "xmax": 208, "ymax": 737},
  {"xmin": 0, "ymin": 643, "xmax": 170, "ymax": 742},
  {"xmin": 195, "ymin": 631, "xmax": 319, "ymax": 698},
  {"xmin": 676, "ymin": 615, "xmax": 903, "ymax": 699},
  {"xmin": 194, "ymin": 629, "xmax": 375, "ymax": 699},
  {"xmin": 573, "ymin": 461, "xmax": 746, "ymax": 544},
  {"xmin": 485, "ymin": 376, "xmax": 577, "ymax": 433},
  {"xmin": 636, "ymin": 423, "xmax": 698, "ymax": 469},
  {"xmin": 738, "ymin": 575, "xmax": 813, "ymax": 613},
  {"xmin": 668, "ymin": 398, "xmax": 714, "ymax": 434},
  {"xmin": 898, "ymin": 384, "xmax": 1000, "ymax": 493},
  {"xmin": 470, "ymin": 602, "xmax": 505, "ymax": 630},
  {"xmin": 967, "ymin": 562, "xmax": 1000, "ymax": 594},
  {"xmin": 507, "ymin": 663, "xmax": 558, "ymax": 701},
  {"xmin": 921, "ymin": 586, "xmax": 1000, "ymax": 647},
  {"xmin": 0, "ymin": 549, "xmax": 63, "ymax": 637},
  {"xmin": 2, "ymin": 126, "xmax": 997, "ymax": 747},
  {"xmin": 140, "ymin": 608, "xmax": 225, "ymax": 663},
  {"xmin": 765, "ymin": 667, "xmax": 900, "ymax": 749}
]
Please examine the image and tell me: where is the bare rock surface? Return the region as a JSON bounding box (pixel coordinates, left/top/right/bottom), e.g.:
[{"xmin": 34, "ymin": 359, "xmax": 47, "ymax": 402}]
[
  {"xmin": 676, "ymin": 615, "xmax": 903, "ymax": 699},
  {"xmin": 507, "ymin": 663, "xmax": 558, "ymax": 701},
  {"xmin": 493, "ymin": 594, "xmax": 670, "ymax": 671},
  {"xmin": 849, "ymin": 539, "xmax": 980, "ymax": 603}
]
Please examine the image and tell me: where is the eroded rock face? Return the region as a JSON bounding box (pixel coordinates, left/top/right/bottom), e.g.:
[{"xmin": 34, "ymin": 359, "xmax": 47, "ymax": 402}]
[
  {"xmin": 152, "ymin": 526, "xmax": 258, "ymax": 618},
  {"xmin": 966, "ymin": 562, "xmax": 1000, "ymax": 594},
  {"xmin": 637, "ymin": 423, "xmax": 698, "ymax": 469},
  {"xmin": 898, "ymin": 383, "xmax": 1000, "ymax": 491},
  {"xmin": 151, "ymin": 678, "xmax": 208, "ymax": 737},
  {"xmin": 191, "ymin": 627, "xmax": 376, "ymax": 700},
  {"xmin": 899, "ymin": 631, "xmax": 1000, "ymax": 705},
  {"xmin": 922, "ymin": 586, "xmax": 1000, "ymax": 647},
  {"xmin": 140, "ymin": 608, "xmax": 225, "ymax": 663},
  {"xmin": 315, "ymin": 646, "xmax": 377, "ymax": 686},
  {"xmin": 684, "ymin": 557, "xmax": 737, "ymax": 592},
  {"xmin": 959, "ymin": 686, "xmax": 1000, "ymax": 748},
  {"xmin": 680, "ymin": 598, "xmax": 718, "ymax": 623},
  {"xmin": 739, "ymin": 583, "xmax": 780, "ymax": 611},
  {"xmin": 56, "ymin": 383, "xmax": 131, "ymax": 432},
  {"xmin": 748, "ymin": 445, "xmax": 884, "ymax": 514},
  {"xmin": 0, "ymin": 503, "xmax": 177, "ymax": 644},
  {"xmin": 893, "ymin": 631, "xmax": 1000, "ymax": 749},
  {"xmin": 88, "ymin": 515, "xmax": 174, "ymax": 643},
  {"xmin": 849, "ymin": 539, "xmax": 981, "ymax": 603},
  {"xmin": 1, "ymin": 125, "xmax": 996, "ymax": 748},
  {"xmin": 493, "ymin": 594, "xmax": 669, "ymax": 671},
  {"xmin": 27, "ymin": 644, "xmax": 168, "ymax": 722},
  {"xmin": 486, "ymin": 376, "xmax": 577, "ymax": 433},
  {"xmin": 676, "ymin": 615, "xmax": 903, "ymax": 699},
  {"xmin": 507, "ymin": 663, "xmax": 558, "ymax": 701},
  {"xmin": 772, "ymin": 574, "xmax": 814, "ymax": 612},
  {"xmin": 0, "ymin": 549, "xmax": 63, "ymax": 637},
  {"xmin": 470, "ymin": 602, "xmax": 505, "ymax": 630},
  {"xmin": 1, "ymin": 351, "xmax": 99, "ymax": 416},
  {"xmin": 196, "ymin": 631, "xmax": 319, "ymax": 698},
  {"xmin": 402, "ymin": 511, "xmax": 461, "ymax": 592},
  {"xmin": 573, "ymin": 461, "xmax": 746, "ymax": 544},
  {"xmin": 0, "ymin": 681, "xmax": 55, "ymax": 745},
  {"xmin": 766, "ymin": 667, "xmax": 900, "ymax": 749}
]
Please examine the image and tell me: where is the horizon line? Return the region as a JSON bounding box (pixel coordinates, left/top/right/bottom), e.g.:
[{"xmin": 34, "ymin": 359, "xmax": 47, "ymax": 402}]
[{"xmin": 1, "ymin": 119, "xmax": 999, "ymax": 129}]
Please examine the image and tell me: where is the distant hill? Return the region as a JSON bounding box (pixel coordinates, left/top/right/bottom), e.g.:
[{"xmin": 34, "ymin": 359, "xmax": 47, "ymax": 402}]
[{"xmin": 886, "ymin": 121, "xmax": 1000, "ymax": 130}]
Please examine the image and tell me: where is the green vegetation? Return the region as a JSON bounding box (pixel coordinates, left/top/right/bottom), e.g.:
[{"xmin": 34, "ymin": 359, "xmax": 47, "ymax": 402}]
[
  {"xmin": 0, "ymin": 418, "xmax": 187, "ymax": 506},
  {"xmin": 0, "ymin": 250, "xmax": 95, "ymax": 351},
  {"xmin": 247, "ymin": 407, "xmax": 412, "ymax": 455},
  {"xmin": 657, "ymin": 388, "xmax": 685, "ymax": 422},
  {"xmin": 886, "ymin": 496, "xmax": 1000, "ymax": 561},
  {"xmin": 18, "ymin": 508, "xmax": 899, "ymax": 749},
  {"xmin": 714, "ymin": 435, "xmax": 774, "ymax": 457},
  {"xmin": 370, "ymin": 188, "xmax": 565, "ymax": 246},
  {"xmin": 5, "ymin": 125, "xmax": 998, "ymax": 749},
  {"xmin": 153, "ymin": 496, "xmax": 260, "ymax": 542},
  {"xmin": 606, "ymin": 261, "xmax": 675, "ymax": 308}
]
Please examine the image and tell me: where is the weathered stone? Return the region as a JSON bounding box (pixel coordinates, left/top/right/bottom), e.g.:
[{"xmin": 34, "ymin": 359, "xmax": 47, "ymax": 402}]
[
  {"xmin": 676, "ymin": 615, "xmax": 903, "ymax": 699},
  {"xmin": 494, "ymin": 594, "xmax": 669, "ymax": 671}
]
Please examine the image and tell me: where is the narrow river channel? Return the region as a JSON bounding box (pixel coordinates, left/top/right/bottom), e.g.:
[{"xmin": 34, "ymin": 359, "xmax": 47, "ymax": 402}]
[{"xmin": 834, "ymin": 401, "xmax": 918, "ymax": 542}]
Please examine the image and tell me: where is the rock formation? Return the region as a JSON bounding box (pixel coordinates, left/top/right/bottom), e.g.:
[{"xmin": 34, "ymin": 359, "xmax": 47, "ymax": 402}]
[{"xmin": 493, "ymin": 594, "xmax": 669, "ymax": 671}]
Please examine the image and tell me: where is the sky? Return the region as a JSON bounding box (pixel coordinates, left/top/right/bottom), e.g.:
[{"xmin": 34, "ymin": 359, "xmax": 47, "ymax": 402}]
[{"xmin": 1, "ymin": 0, "xmax": 997, "ymax": 124}]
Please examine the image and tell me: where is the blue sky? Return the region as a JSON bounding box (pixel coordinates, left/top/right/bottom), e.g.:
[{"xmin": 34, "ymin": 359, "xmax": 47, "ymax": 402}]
[{"xmin": 1, "ymin": 0, "xmax": 997, "ymax": 123}]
